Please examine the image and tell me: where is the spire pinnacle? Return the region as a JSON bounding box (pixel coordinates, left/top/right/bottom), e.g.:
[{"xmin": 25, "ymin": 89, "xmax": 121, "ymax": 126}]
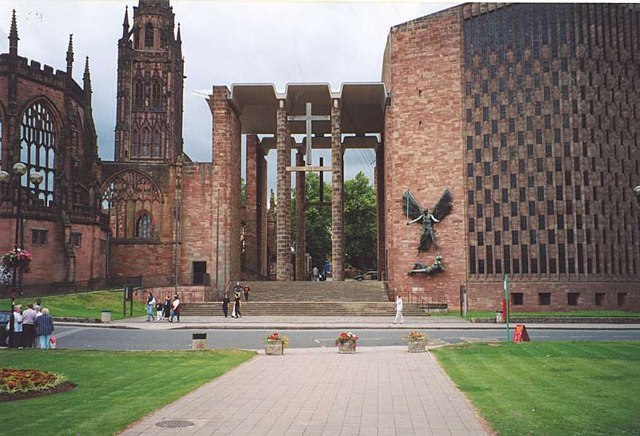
[
  {"xmin": 9, "ymin": 9, "xmax": 19, "ymax": 56},
  {"xmin": 176, "ymin": 22, "xmax": 182, "ymax": 44},
  {"xmin": 66, "ymin": 34, "xmax": 74, "ymax": 75},
  {"xmin": 122, "ymin": 5, "xmax": 129, "ymax": 37},
  {"xmin": 83, "ymin": 56, "xmax": 92, "ymax": 95}
]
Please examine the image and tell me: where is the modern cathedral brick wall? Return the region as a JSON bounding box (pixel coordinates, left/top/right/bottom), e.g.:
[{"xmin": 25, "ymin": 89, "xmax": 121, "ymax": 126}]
[
  {"xmin": 382, "ymin": 8, "xmax": 467, "ymax": 307},
  {"xmin": 383, "ymin": 3, "xmax": 640, "ymax": 311}
]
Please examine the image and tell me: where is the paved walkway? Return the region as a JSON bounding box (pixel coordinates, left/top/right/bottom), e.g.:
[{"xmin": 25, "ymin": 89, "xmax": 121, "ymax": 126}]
[{"xmin": 122, "ymin": 346, "xmax": 488, "ymax": 436}]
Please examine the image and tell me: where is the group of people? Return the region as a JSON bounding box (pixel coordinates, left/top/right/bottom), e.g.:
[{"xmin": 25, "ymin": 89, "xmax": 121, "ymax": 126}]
[
  {"xmin": 221, "ymin": 282, "xmax": 248, "ymax": 318},
  {"xmin": 311, "ymin": 266, "xmax": 326, "ymax": 281},
  {"xmin": 146, "ymin": 293, "xmax": 181, "ymax": 323},
  {"xmin": 8, "ymin": 303, "xmax": 55, "ymax": 349}
]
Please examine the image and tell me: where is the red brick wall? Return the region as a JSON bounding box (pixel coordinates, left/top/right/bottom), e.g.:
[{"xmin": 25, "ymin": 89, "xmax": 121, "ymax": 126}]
[
  {"xmin": 110, "ymin": 242, "xmax": 175, "ymax": 287},
  {"xmin": 469, "ymin": 281, "xmax": 639, "ymax": 312},
  {"xmin": 207, "ymin": 87, "xmax": 242, "ymax": 290},
  {"xmin": 179, "ymin": 162, "xmax": 216, "ymax": 286},
  {"xmin": 382, "ymin": 8, "xmax": 467, "ymax": 306}
]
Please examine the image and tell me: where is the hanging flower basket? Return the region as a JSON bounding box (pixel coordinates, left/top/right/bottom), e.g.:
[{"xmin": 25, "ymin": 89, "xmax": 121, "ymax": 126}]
[{"xmin": 1, "ymin": 249, "xmax": 32, "ymax": 270}]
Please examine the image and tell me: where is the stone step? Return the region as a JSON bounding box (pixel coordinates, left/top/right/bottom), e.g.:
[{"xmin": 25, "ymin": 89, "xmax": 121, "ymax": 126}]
[
  {"xmin": 181, "ymin": 301, "xmax": 430, "ymax": 317},
  {"xmin": 231, "ymin": 280, "xmax": 389, "ymax": 303}
]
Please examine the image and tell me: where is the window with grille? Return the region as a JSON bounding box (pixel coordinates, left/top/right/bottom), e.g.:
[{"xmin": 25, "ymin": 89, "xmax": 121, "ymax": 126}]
[
  {"xmin": 31, "ymin": 229, "xmax": 48, "ymax": 245},
  {"xmin": 70, "ymin": 232, "xmax": 82, "ymax": 248},
  {"xmin": 136, "ymin": 214, "xmax": 151, "ymax": 239},
  {"xmin": 20, "ymin": 102, "xmax": 55, "ymax": 207}
]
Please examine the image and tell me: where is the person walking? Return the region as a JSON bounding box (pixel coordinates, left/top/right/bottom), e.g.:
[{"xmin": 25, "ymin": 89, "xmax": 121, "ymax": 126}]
[
  {"xmin": 21, "ymin": 303, "xmax": 38, "ymax": 348},
  {"xmin": 232, "ymin": 293, "xmax": 242, "ymax": 318},
  {"xmin": 393, "ymin": 295, "xmax": 404, "ymax": 324},
  {"xmin": 146, "ymin": 293, "xmax": 156, "ymax": 322},
  {"xmin": 156, "ymin": 299, "xmax": 164, "ymax": 321},
  {"xmin": 10, "ymin": 304, "xmax": 23, "ymax": 348},
  {"xmin": 163, "ymin": 296, "xmax": 172, "ymax": 321},
  {"xmin": 312, "ymin": 266, "xmax": 319, "ymax": 281},
  {"xmin": 35, "ymin": 308, "xmax": 55, "ymax": 349},
  {"xmin": 170, "ymin": 294, "xmax": 181, "ymax": 322},
  {"xmin": 221, "ymin": 292, "xmax": 230, "ymax": 317}
]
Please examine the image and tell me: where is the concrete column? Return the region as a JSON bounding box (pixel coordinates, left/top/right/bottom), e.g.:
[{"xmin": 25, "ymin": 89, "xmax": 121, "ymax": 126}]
[
  {"xmin": 276, "ymin": 101, "xmax": 291, "ymax": 281},
  {"xmin": 295, "ymin": 149, "xmax": 307, "ymax": 281},
  {"xmin": 331, "ymin": 99, "xmax": 344, "ymax": 281}
]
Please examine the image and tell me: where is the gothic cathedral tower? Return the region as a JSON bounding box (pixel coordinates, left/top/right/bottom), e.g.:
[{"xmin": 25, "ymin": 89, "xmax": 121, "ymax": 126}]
[{"xmin": 114, "ymin": 0, "xmax": 184, "ymax": 163}]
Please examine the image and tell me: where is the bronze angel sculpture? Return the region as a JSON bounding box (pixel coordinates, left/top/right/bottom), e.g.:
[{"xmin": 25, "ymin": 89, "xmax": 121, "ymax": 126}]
[{"xmin": 403, "ymin": 189, "xmax": 453, "ymax": 253}]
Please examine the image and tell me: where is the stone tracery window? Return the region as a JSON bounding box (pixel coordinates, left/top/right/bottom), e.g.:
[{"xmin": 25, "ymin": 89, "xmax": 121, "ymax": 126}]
[
  {"xmin": 20, "ymin": 102, "xmax": 55, "ymax": 207},
  {"xmin": 152, "ymin": 130, "xmax": 161, "ymax": 158},
  {"xmin": 133, "ymin": 80, "xmax": 144, "ymax": 109},
  {"xmin": 101, "ymin": 169, "xmax": 162, "ymax": 239},
  {"xmin": 151, "ymin": 80, "xmax": 163, "ymax": 110}
]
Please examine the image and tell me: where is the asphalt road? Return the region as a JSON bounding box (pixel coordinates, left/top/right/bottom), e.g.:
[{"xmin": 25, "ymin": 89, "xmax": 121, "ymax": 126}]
[{"xmin": 51, "ymin": 327, "xmax": 640, "ymax": 351}]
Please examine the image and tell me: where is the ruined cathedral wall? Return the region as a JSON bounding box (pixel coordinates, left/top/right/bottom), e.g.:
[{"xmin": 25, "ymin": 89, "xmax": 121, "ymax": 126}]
[{"xmin": 382, "ymin": 7, "xmax": 467, "ymax": 306}]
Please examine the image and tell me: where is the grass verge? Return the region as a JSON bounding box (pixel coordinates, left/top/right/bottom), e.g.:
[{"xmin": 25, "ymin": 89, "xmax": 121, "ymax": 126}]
[
  {"xmin": 0, "ymin": 290, "xmax": 146, "ymax": 320},
  {"xmin": 0, "ymin": 349, "xmax": 254, "ymax": 434},
  {"xmin": 433, "ymin": 341, "xmax": 640, "ymax": 435}
]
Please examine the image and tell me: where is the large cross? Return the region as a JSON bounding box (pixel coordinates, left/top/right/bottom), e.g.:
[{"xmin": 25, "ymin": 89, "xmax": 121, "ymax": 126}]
[{"xmin": 287, "ymin": 102, "xmax": 329, "ymax": 165}]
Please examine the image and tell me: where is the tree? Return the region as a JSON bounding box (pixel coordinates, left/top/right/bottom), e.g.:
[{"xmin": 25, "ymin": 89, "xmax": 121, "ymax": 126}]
[
  {"xmin": 291, "ymin": 173, "xmax": 331, "ymax": 269},
  {"xmin": 344, "ymin": 171, "xmax": 377, "ymax": 272}
]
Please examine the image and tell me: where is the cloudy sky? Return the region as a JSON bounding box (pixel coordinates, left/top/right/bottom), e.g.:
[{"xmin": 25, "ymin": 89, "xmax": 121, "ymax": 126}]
[{"xmin": 0, "ymin": 1, "xmax": 457, "ymax": 191}]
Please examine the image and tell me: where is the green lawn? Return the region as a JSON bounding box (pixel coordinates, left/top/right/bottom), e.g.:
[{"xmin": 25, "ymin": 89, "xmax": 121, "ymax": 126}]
[
  {"xmin": 432, "ymin": 309, "xmax": 640, "ymax": 319},
  {"xmin": 0, "ymin": 290, "xmax": 146, "ymax": 320},
  {"xmin": 0, "ymin": 349, "xmax": 255, "ymax": 434},
  {"xmin": 433, "ymin": 342, "xmax": 640, "ymax": 436}
]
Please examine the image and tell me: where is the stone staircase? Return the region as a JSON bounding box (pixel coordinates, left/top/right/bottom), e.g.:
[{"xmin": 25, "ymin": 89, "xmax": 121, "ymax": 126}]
[{"xmin": 180, "ymin": 281, "xmax": 432, "ymax": 317}]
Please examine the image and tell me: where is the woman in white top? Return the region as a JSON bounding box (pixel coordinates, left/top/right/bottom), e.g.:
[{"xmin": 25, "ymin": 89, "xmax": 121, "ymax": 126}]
[
  {"xmin": 393, "ymin": 296, "xmax": 404, "ymax": 324},
  {"xmin": 10, "ymin": 304, "xmax": 23, "ymax": 348}
]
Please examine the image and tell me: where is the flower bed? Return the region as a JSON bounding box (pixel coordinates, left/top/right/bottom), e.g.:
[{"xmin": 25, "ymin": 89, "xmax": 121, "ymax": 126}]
[{"xmin": 1, "ymin": 368, "xmax": 73, "ymax": 401}]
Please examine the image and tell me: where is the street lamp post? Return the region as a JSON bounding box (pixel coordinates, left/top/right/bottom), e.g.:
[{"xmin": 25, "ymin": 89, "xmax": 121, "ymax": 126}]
[{"xmin": 0, "ymin": 162, "xmax": 43, "ymax": 309}]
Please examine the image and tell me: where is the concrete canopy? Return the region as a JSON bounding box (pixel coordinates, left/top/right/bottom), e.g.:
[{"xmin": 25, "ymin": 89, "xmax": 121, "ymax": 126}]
[{"xmin": 228, "ymin": 82, "xmax": 387, "ymax": 138}]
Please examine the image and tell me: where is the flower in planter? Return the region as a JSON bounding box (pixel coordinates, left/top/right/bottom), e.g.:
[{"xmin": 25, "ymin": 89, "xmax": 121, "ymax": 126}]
[
  {"xmin": 335, "ymin": 331, "xmax": 358, "ymax": 346},
  {"xmin": 265, "ymin": 332, "xmax": 289, "ymax": 348},
  {"xmin": 403, "ymin": 331, "xmax": 428, "ymax": 343}
]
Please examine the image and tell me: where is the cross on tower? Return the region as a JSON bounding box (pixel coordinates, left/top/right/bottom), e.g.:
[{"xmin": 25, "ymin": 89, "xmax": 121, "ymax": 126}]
[{"xmin": 287, "ymin": 102, "xmax": 329, "ymax": 165}]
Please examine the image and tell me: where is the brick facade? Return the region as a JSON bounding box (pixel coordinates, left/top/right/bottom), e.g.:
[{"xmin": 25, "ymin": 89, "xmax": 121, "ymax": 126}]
[
  {"xmin": 0, "ymin": 12, "xmax": 107, "ymax": 293},
  {"xmin": 383, "ymin": 3, "xmax": 640, "ymax": 310}
]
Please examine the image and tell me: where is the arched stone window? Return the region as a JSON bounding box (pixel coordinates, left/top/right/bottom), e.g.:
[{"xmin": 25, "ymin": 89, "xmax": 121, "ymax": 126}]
[
  {"xmin": 136, "ymin": 214, "xmax": 151, "ymax": 238},
  {"xmin": 142, "ymin": 128, "xmax": 152, "ymax": 157},
  {"xmin": 151, "ymin": 80, "xmax": 162, "ymax": 110},
  {"xmin": 132, "ymin": 128, "xmax": 140, "ymax": 157},
  {"xmin": 20, "ymin": 102, "xmax": 56, "ymax": 207},
  {"xmin": 144, "ymin": 22, "xmax": 154, "ymax": 48},
  {"xmin": 101, "ymin": 169, "xmax": 163, "ymax": 239},
  {"xmin": 152, "ymin": 130, "xmax": 161, "ymax": 158},
  {"xmin": 133, "ymin": 80, "xmax": 144, "ymax": 109}
]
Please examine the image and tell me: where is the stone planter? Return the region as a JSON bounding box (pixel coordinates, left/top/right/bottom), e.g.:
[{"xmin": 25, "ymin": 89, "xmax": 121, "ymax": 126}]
[
  {"xmin": 407, "ymin": 340, "xmax": 427, "ymax": 353},
  {"xmin": 338, "ymin": 342, "xmax": 356, "ymax": 354},
  {"xmin": 265, "ymin": 340, "xmax": 284, "ymax": 355}
]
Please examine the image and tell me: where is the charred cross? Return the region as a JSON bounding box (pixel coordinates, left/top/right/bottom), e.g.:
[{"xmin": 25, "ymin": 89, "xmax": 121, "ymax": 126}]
[{"xmin": 287, "ymin": 103, "xmax": 329, "ymax": 165}]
